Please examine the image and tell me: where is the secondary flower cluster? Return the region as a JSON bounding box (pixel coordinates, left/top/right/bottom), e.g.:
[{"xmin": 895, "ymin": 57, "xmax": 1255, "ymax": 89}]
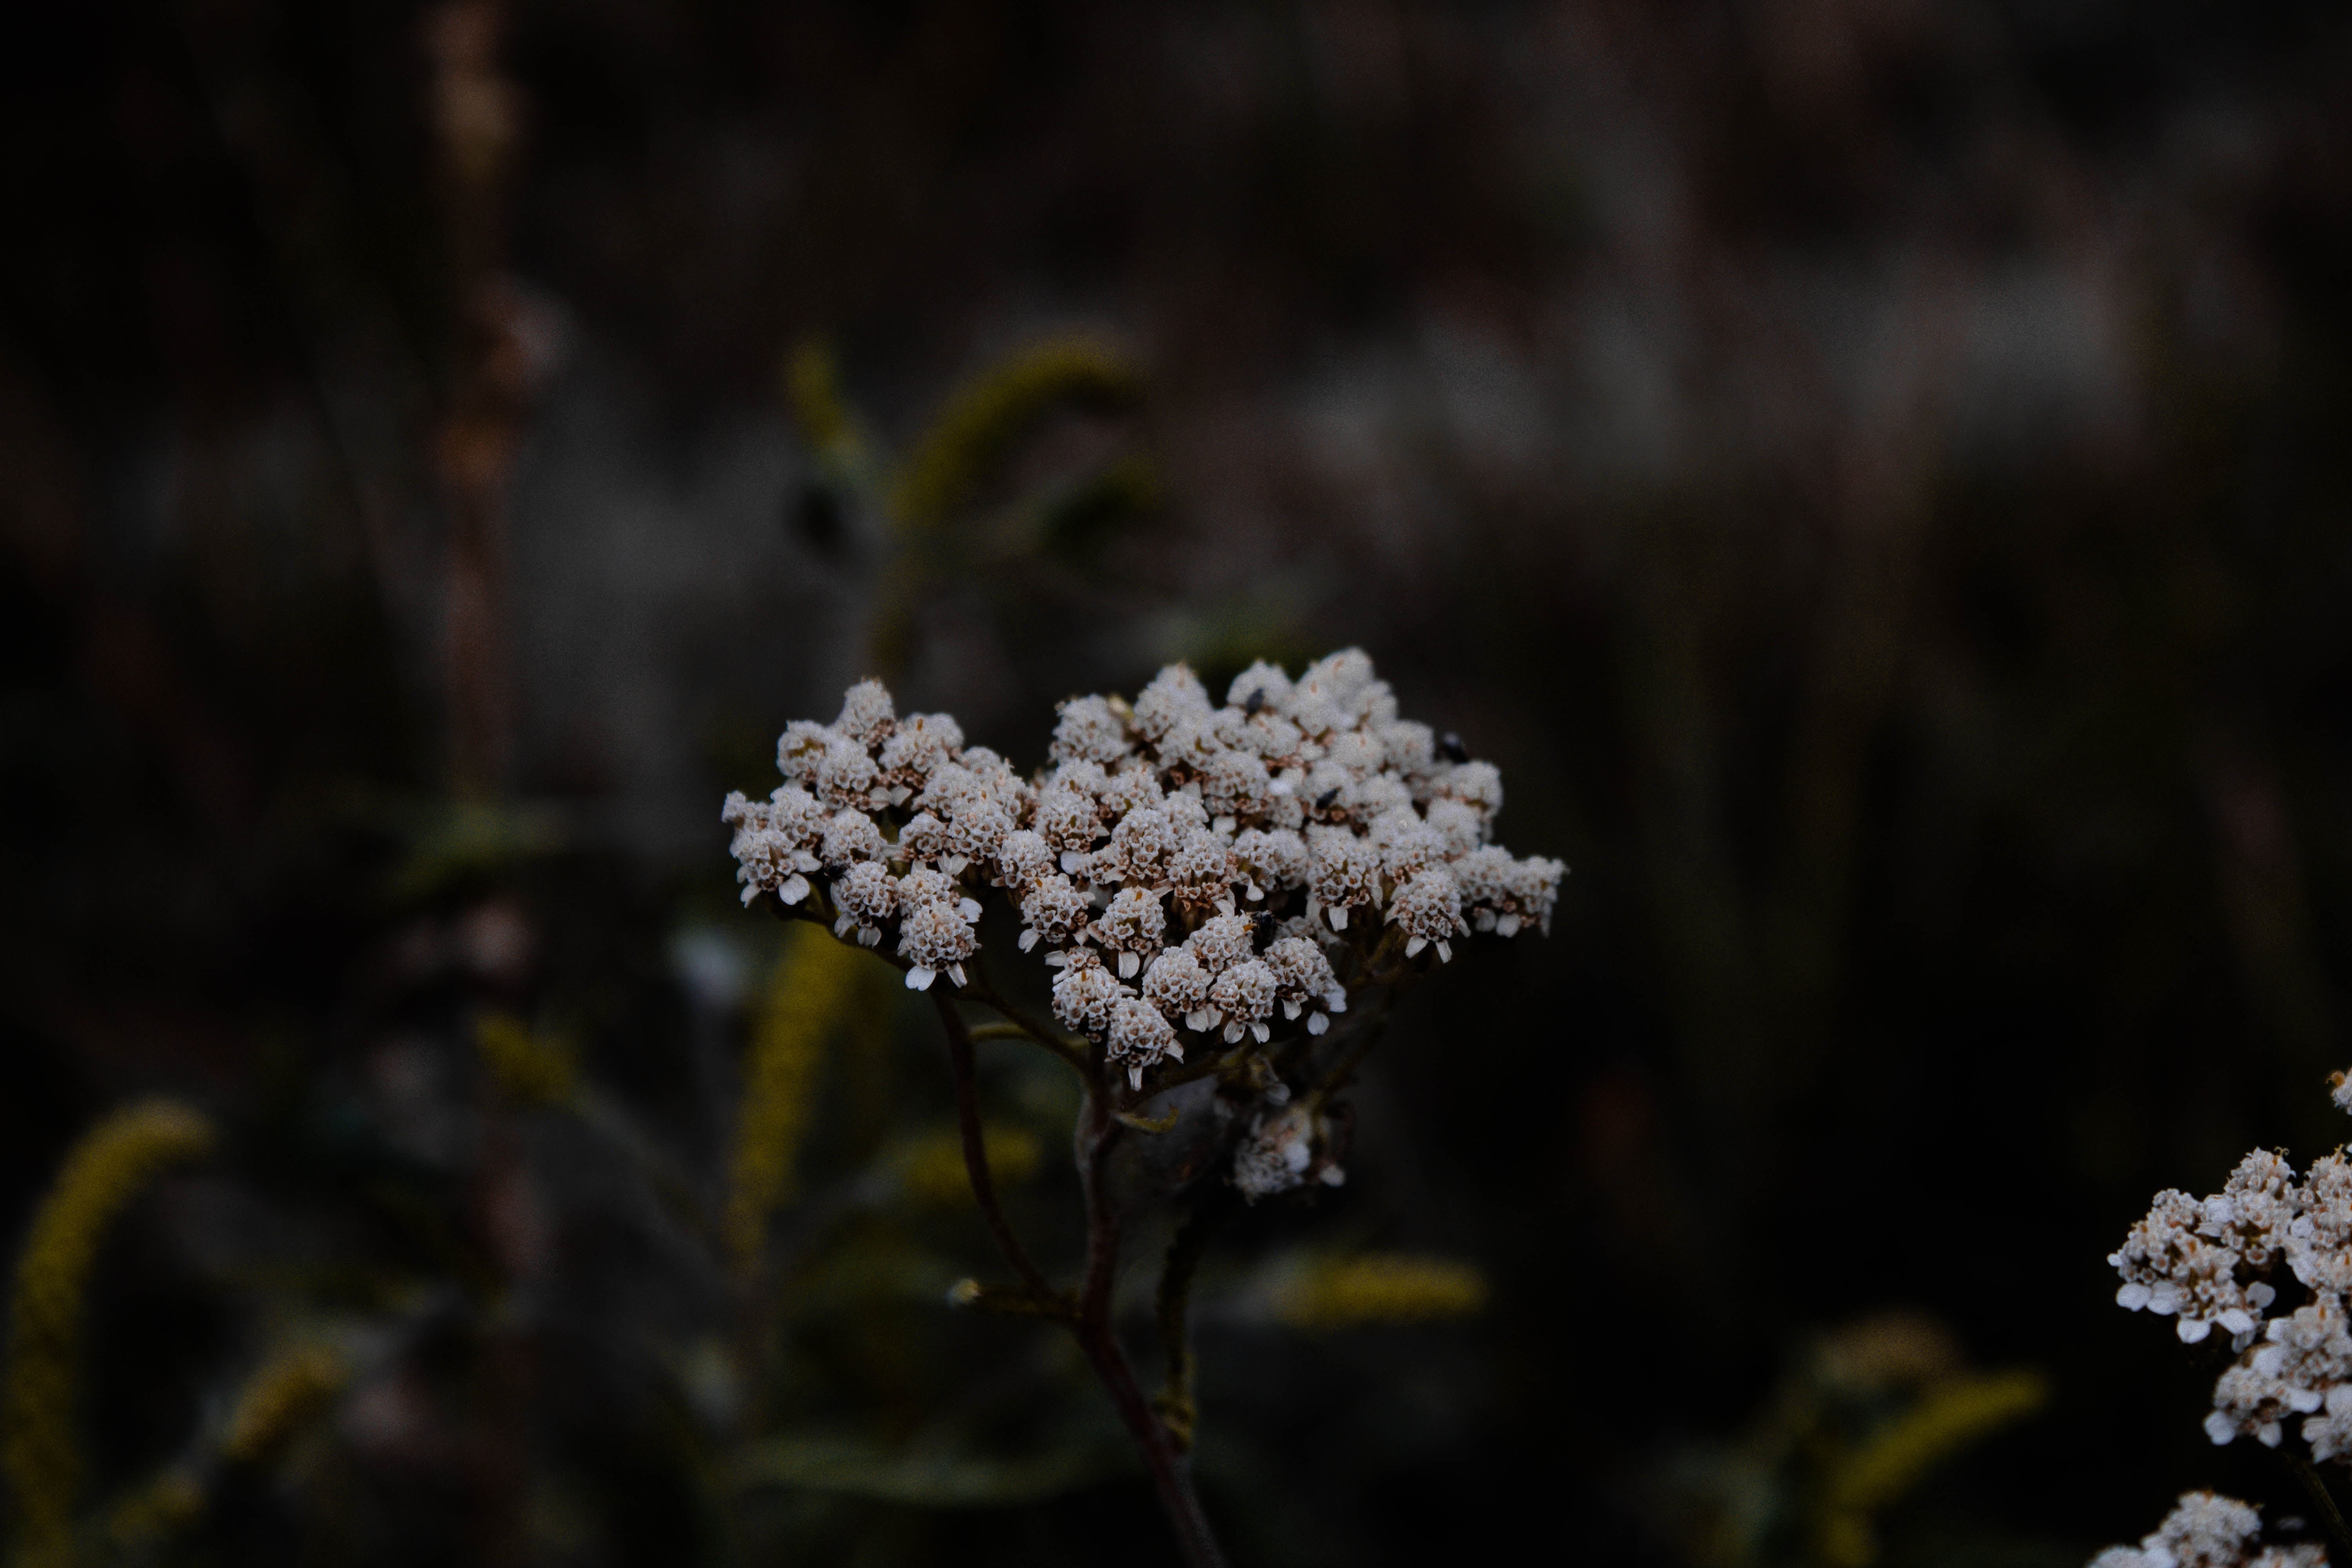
[
  {"xmin": 723, "ymin": 651, "xmax": 1564, "ymax": 1192},
  {"xmin": 2109, "ymin": 1073, "xmax": 2352, "ymax": 1455},
  {"xmin": 2090, "ymin": 1492, "xmax": 2323, "ymax": 1568}
]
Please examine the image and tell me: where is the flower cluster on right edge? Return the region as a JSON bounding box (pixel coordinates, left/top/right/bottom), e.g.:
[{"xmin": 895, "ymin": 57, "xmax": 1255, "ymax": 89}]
[
  {"xmin": 2091, "ymin": 1493, "xmax": 2322, "ymax": 1568},
  {"xmin": 2087, "ymin": 1073, "xmax": 2352, "ymax": 1567}
]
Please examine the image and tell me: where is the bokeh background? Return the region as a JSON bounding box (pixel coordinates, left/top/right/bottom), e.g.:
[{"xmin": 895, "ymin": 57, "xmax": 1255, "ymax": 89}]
[{"xmin": 6, "ymin": 0, "xmax": 2352, "ymax": 1563}]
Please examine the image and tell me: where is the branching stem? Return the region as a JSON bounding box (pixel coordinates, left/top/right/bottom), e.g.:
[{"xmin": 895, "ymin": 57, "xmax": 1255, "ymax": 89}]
[
  {"xmin": 2282, "ymin": 1450, "xmax": 2352, "ymax": 1563},
  {"xmin": 1070, "ymin": 1065, "xmax": 1228, "ymax": 1568},
  {"xmin": 1154, "ymin": 1189, "xmax": 1237, "ymax": 1452},
  {"xmin": 782, "ymin": 893, "xmax": 1238, "ymax": 1564},
  {"xmin": 932, "ymin": 994, "xmax": 1067, "ymax": 1314}
]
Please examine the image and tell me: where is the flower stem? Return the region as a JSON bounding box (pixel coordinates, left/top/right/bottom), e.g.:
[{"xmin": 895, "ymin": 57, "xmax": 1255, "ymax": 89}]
[
  {"xmin": 1073, "ymin": 1063, "xmax": 1231, "ymax": 1568},
  {"xmin": 1074, "ymin": 1319, "xmax": 1230, "ymax": 1568},
  {"xmin": 932, "ymin": 954, "xmax": 1233, "ymax": 1564},
  {"xmin": 1154, "ymin": 1189, "xmax": 1237, "ymax": 1452},
  {"xmin": 933, "ymin": 994, "xmax": 1067, "ymax": 1313},
  {"xmin": 2281, "ymin": 1449, "xmax": 2352, "ymax": 1563}
]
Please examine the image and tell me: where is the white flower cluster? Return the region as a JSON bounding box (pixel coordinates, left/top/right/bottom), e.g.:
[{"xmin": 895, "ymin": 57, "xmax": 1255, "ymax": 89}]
[
  {"xmin": 721, "ymin": 679, "xmax": 999, "ymax": 990},
  {"xmin": 2109, "ymin": 1080, "xmax": 2352, "ymax": 1454},
  {"xmin": 725, "ymin": 652, "xmax": 1564, "ymax": 1190},
  {"xmin": 2088, "ymin": 1492, "xmax": 2323, "ymax": 1568}
]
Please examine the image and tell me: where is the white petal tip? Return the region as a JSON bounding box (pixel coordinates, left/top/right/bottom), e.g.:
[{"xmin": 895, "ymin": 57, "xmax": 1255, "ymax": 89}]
[
  {"xmin": 1328, "ymin": 908, "xmax": 1348, "ymax": 930},
  {"xmin": 906, "ymin": 967, "xmax": 936, "ymax": 991},
  {"xmin": 1405, "ymin": 936, "xmax": 1426, "ymax": 956},
  {"xmin": 1119, "ymin": 953, "xmax": 1140, "ymax": 978},
  {"xmin": 1308, "ymin": 1014, "xmax": 1329, "ymax": 1035}
]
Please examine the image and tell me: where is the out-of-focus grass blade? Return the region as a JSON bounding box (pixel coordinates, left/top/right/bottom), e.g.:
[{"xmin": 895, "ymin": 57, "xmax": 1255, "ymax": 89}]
[{"xmin": 734, "ymin": 1436, "xmax": 1123, "ymax": 1506}]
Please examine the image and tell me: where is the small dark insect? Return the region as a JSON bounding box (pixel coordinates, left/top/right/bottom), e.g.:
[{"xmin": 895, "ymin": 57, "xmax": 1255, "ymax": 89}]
[
  {"xmin": 1253, "ymin": 910, "xmax": 1280, "ymax": 945},
  {"xmin": 1314, "ymin": 787, "xmax": 1342, "ymax": 810},
  {"xmin": 1243, "ymin": 688, "xmax": 1267, "ymax": 717},
  {"xmin": 1437, "ymin": 732, "xmax": 1470, "ymax": 764}
]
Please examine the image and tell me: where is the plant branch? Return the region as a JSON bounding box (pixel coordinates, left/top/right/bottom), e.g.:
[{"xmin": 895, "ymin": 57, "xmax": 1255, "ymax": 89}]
[
  {"xmin": 1154, "ymin": 1188, "xmax": 1237, "ymax": 1452},
  {"xmin": 772, "ymin": 901, "xmax": 1090, "ymax": 1070},
  {"xmin": 1061, "ymin": 1065, "xmax": 1227, "ymax": 1565},
  {"xmin": 963, "ymin": 969, "xmax": 1089, "ymax": 1071},
  {"xmin": 1073, "ymin": 1318, "xmax": 1230, "ymax": 1568},
  {"xmin": 932, "ymin": 993, "xmax": 1068, "ymax": 1314},
  {"xmin": 2282, "ymin": 1450, "xmax": 2352, "ymax": 1563},
  {"xmin": 1074, "ymin": 1074, "xmax": 1127, "ymax": 1330}
]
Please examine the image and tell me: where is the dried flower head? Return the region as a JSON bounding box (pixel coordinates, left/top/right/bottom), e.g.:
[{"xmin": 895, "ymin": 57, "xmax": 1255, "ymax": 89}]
[
  {"xmin": 726, "ymin": 653, "xmax": 1563, "ymax": 1192},
  {"xmin": 2088, "ymin": 1492, "xmax": 2322, "ymax": 1568},
  {"xmin": 2105, "ymin": 1058, "xmax": 2352, "ymax": 1531}
]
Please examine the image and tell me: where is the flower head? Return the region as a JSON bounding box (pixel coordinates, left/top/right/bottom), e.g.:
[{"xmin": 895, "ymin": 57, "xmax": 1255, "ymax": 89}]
[{"xmin": 729, "ymin": 656, "xmax": 1563, "ymax": 1093}]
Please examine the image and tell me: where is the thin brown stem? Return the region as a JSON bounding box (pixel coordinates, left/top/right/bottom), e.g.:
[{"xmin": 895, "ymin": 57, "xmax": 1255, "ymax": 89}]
[
  {"xmin": 966, "ymin": 988, "xmax": 1088, "ymax": 1071},
  {"xmin": 1154, "ymin": 1189, "xmax": 1237, "ymax": 1452},
  {"xmin": 962, "ymin": 954, "xmax": 1089, "ymax": 1070},
  {"xmin": 1074, "ymin": 1077, "xmax": 1127, "ymax": 1328},
  {"xmin": 770, "ymin": 895, "xmax": 1085, "ymax": 1062},
  {"xmin": 2282, "ymin": 1450, "xmax": 2352, "ymax": 1563},
  {"xmin": 933, "ymin": 994, "xmax": 1067, "ymax": 1312},
  {"xmin": 1069, "ymin": 1066, "xmax": 1228, "ymax": 1568},
  {"xmin": 1074, "ymin": 1320, "xmax": 1230, "ymax": 1568}
]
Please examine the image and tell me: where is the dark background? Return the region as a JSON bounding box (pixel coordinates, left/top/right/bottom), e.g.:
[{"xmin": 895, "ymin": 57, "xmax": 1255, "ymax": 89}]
[{"xmin": 5, "ymin": 0, "xmax": 2352, "ymax": 1563}]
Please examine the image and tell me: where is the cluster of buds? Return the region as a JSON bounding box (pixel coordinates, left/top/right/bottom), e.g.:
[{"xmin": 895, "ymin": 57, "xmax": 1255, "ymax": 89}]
[
  {"xmin": 2107, "ymin": 1071, "xmax": 2352, "ymax": 1463},
  {"xmin": 725, "ymin": 650, "xmax": 1564, "ymax": 1199},
  {"xmin": 2090, "ymin": 1492, "xmax": 2323, "ymax": 1568}
]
